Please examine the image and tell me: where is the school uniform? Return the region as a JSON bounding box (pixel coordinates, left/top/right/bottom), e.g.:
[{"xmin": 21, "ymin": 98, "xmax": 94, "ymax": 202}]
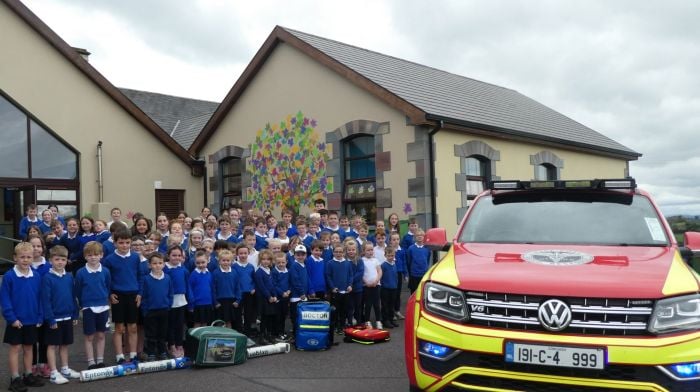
[
  {"xmin": 187, "ymin": 269, "xmax": 214, "ymax": 324},
  {"xmin": 289, "ymin": 260, "xmax": 308, "ymax": 334},
  {"xmin": 254, "ymin": 266, "xmax": 277, "ymax": 339},
  {"xmin": 164, "ymin": 264, "xmax": 189, "ymax": 348},
  {"xmin": 254, "ymin": 233, "xmax": 268, "ymax": 251},
  {"xmin": 140, "ymin": 272, "xmax": 173, "ymax": 358},
  {"xmin": 60, "ymin": 232, "xmax": 81, "ymax": 271},
  {"xmin": 380, "ymin": 260, "xmax": 399, "ymax": 327},
  {"xmin": 362, "ymin": 257, "xmax": 382, "ymax": 324},
  {"xmin": 233, "ymin": 262, "xmax": 256, "ymax": 335},
  {"xmin": 401, "ymin": 232, "xmax": 416, "ymax": 251},
  {"xmin": 38, "ymin": 221, "xmax": 52, "ymax": 235},
  {"xmin": 325, "ymin": 258, "xmax": 353, "ymax": 329},
  {"xmin": 349, "ymin": 260, "xmax": 365, "ymax": 324},
  {"xmin": 394, "ymin": 246, "xmax": 407, "ymax": 312},
  {"xmin": 212, "ymin": 266, "xmax": 241, "ymax": 328},
  {"xmin": 18, "ymin": 216, "xmax": 39, "ymax": 240},
  {"xmin": 406, "ymin": 243, "xmax": 431, "ymax": 294},
  {"xmin": 32, "ymin": 258, "xmax": 51, "ymax": 277},
  {"xmin": 42, "ymin": 269, "xmax": 79, "ymax": 345},
  {"xmin": 306, "ymin": 256, "xmax": 327, "ymax": 298},
  {"xmin": 1, "ymin": 266, "xmax": 43, "ymax": 345},
  {"xmin": 74, "ymin": 264, "xmax": 111, "ymax": 335},
  {"xmin": 102, "ymin": 250, "xmax": 142, "ymax": 324},
  {"xmin": 271, "ymin": 266, "xmax": 290, "ymax": 337}
]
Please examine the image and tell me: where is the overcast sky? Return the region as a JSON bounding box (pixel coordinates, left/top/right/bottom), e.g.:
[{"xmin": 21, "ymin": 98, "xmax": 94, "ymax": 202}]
[{"xmin": 21, "ymin": 0, "xmax": 700, "ymax": 216}]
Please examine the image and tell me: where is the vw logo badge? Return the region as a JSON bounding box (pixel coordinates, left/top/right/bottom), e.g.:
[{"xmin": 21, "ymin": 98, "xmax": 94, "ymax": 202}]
[{"xmin": 538, "ymin": 299, "xmax": 573, "ymax": 332}]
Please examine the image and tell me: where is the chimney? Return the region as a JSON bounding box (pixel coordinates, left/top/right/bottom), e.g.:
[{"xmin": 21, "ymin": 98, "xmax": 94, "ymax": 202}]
[{"xmin": 72, "ymin": 47, "xmax": 91, "ymax": 62}]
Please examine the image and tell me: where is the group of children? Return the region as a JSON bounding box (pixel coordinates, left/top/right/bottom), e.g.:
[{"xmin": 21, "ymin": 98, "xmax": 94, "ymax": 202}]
[{"xmin": 2, "ymin": 202, "xmax": 432, "ymax": 392}]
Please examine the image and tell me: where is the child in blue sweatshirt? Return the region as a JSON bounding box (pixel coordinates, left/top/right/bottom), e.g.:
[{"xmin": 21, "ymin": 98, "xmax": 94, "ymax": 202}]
[
  {"xmin": 389, "ymin": 232, "xmax": 407, "ymax": 320},
  {"xmin": 42, "ymin": 246, "xmax": 80, "ymax": 384},
  {"xmin": 1, "ymin": 242, "xmax": 45, "ymax": 391},
  {"xmin": 101, "ymin": 229, "xmax": 143, "ymax": 363},
  {"xmin": 139, "ymin": 253, "xmax": 173, "ymax": 361},
  {"xmin": 306, "ymin": 240, "xmax": 327, "ymax": 299},
  {"xmin": 233, "ymin": 244, "xmax": 257, "ymax": 336},
  {"xmin": 164, "ymin": 246, "xmax": 189, "ymax": 359},
  {"xmin": 188, "ymin": 250, "xmax": 214, "ymax": 327},
  {"xmin": 212, "ymin": 249, "xmax": 240, "ymax": 330},
  {"xmin": 406, "ymin": 229, "xmax": 430, "ymax": 294},
  {"xmin": 254, "ymin": 250, "xmax": 278, "ymax": 344},
  {"xmin": 325, "ymin": 244, "xmax": 353, "ymax": 332},
  {"xmin": 289, "ymin": 245, "xmax": 309, "ymax": 337},
  {"xmin": 345, "ymin": 240, "xmax": 364, "ymax": 325},
  {"xmin": 271, "ymin": 252, "xmax": 291, "ymax": 341},
  {"xmin": 380, "ymin": 246, "xmax": 400, "ymax": 329},
  {"xmin": 74, "ymin": 241, "xmax": 111, "ymax": 370},
  {"xmin": 27, "ymin": 235, "xmax": 50, "ymax": 377}
]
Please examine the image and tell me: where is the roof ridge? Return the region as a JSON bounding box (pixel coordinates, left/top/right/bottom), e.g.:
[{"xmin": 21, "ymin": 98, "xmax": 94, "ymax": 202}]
[{"xmin": 280, "ymin": 26, "xmax": 517, "ymax": 93}]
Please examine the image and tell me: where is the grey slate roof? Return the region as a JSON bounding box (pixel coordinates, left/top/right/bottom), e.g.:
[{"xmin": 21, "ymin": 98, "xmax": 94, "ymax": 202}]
[
  {"xmin": 120, "ymin": 88, "xmax": 218, "ymax": 150},
  {"xmin": 284, "ymin": 28, "xmax": 639, "ymax": 158}
]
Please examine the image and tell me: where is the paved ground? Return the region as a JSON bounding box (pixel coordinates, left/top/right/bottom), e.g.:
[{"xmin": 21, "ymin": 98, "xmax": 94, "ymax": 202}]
[{"xmin": 0, "ymin": 288, "xmax": 410, "ymax": 392}]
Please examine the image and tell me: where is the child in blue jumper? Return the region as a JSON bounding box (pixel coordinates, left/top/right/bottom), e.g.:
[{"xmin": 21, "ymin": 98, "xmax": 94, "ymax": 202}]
[
  {"xmin": 233, "ymin": 244, "xmax": 256, "ymax": 336},
  {"xmin": 2, "ymin": 242, "xmax": 45, "ymax": 391},
  {"xmin": 306, "ymin": 240, "xmax": 327, "ymax": 299},
  {"xmin": 289, "ymin": 244, "xmax": 309, "ymax": 337},
  {"xmin": 380, "ymin": 246, "xmax": 399, "ymax": 329},
  {"xmin": 41, "ymin": 246, "xmax": 80, "ymax": 384},
  {"xmin": 74, "ymin": 241, "xmax": 110, "ymax": 370},
  {"xmin": 406, "ymin": 229, "xmax": 430, "ymax": 294},
  {"xmin": 212, "ymin": 249, "xmax": 240, "ymax": 330},
  {"xmin": 139, "ymin": 253, "xmax": 173, "ymax": 361},
  {"xmin": 344, "ymin": 239, "xmax": 364, "ymax": 325},
  {"xmin": 188, "ymin": 250, "xmax": 214, "ymax": 327},
  {"xmin": 325, "ymin": 244, "xmax": 353, "ymax": 333},
  {"xmin": 254, "ymin": 250, "xmax": 278, "ymax": 344},
  {"xmin": 164, "ymin": 245, "xmax": 189, "ymax": 359},
  {"xmin": 271, "ymin": 251, "xmax": 291, "ymax": 341}
]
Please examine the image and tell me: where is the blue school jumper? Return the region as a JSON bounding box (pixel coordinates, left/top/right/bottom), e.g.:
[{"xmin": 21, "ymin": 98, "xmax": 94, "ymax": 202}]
[
  {"xmin": 216, "ymin": 232, "xmax": 239, "ymax": 246},
  {"xmin": 254, "ymin": 233, "xmax": 268, "ymax": 251},
  {"xmin": 187, "ymin": 269, "xmax": 214, "ymax": 309},
  {"xmin": 395, "ymin": 247, "xmax": 407, "ymax": 275},
  {"xmin": 74, "ymin": 265, "xmax": 111, "ymax": 308},
  {"xmin": 380, "ymin": 261, "xmax": 398, "ymax": 289},
  {"xmin": 254, "ymin": 267, "xmax": 276, "ymax": 301},
  {"xmin": 285, "ymin": 224, "xmax": 298, "ymax": 238},
  {"xmin": 289, "ymin": 260, "xmax": 309, "ymax": 298},
  {"xmin": 164, "ymin": 264, "xmax": 189, "ymax": 298},
  {"xmin": 1, "ymin": 267, "xmax": 43, "ymax": 325},
  {"xmin": 32, "ymin": 260, "xmax": 51, "ymax": 277},
  {"xmin": 321, "ymin": 226, "xmax": 344, "ymax": 241},
  {"xmin": 95, "ymin": 230, "xmax": 111, "ymax": 243},
  {"xmin": 212, "ymin": 267, "xmax": 241, "ymax": 301},
  {"xmin": 101, "ymin": 251, "xmax": 142, "ymax": 294},
  {"xmin": 345, "ymin": 229, "xmax": 359, "ymax": 239},
  {"xmin": 232, "ymin": 262, "xmax": 255, "ymax": 295},
  {"xmin": 271, "ymin": 267, "xmax": 290, "ymax": 297},
  {"xmin": 401, "ymin": 232, "xmax": 415, "ymax": 251},
  {"xmin": 140, "ymin": 273, "xmax": 174, "ymax": 312},
  {"xmin": 406, "ymin": 244, "xmax": 431, "ymax": 278},
  {"xmin": 350, "ymin": 260, "xmax": 365, "ymax": 293},
  {"xmin": 302, "ymin": 235, "xmax": 316, "ymax": 249},
  {"xmin": 102, "ymin": 239, "xmax": 115, "ymax": 257},
  {"xmin": 42, "ymin": 270, "xmax": 79, "ymax": 325},
  {"xmin": 19, "ymin": 216, "xmax": 40, "ymax": 239},
  {"xmin": 306, "ymin": 256, "xmax": 327, "ymax": 296},
  {"xmin": 79, "ymin": 232, "xmax": 97, "ymax": 259},
  {"xmin": 322, "ymin": 247, "xmax": 333, "ymax": 262},
  {"xmin": 38, "ymin": 221, "xmax": 52, "ymax": 234},
  {"xmin": 325, "ymin": 259, "xmax": 353, "ymax": 293},
  {"xmin": 207, "ymin": 254, "xmax": 219, "ymax": 272}
]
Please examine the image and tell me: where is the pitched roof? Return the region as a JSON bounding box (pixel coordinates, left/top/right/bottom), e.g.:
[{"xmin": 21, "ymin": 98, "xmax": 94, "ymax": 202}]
[
  {"xmin": 191, "ymin": 26, "xmax": 639, "ymax": 159},
  {"xmin": 120, "ymin": 88, "xmax": 218, "ymax": 150},
  {"xmin": 4, "ymin": 0, "xmax": 198, "ymax": 166}
]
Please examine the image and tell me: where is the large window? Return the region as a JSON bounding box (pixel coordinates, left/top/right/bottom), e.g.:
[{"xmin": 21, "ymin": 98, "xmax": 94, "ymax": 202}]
[
  {"xmin": 343, "ymin": 135, "xmax": 376, "ymax": 223},
  {"xmin": 0, "ymin": 94, "xmax": 78, "ymax": 180},
  {"xmin": 220, "ymin": 158, "xmax": 243, "ymax": 211},
  {"xmin": 465, "ymin": 155, "xmax": 490, "ymax": 204}
]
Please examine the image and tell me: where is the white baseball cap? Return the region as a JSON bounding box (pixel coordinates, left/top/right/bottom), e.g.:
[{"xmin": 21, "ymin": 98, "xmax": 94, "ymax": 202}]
[{"xmin": 294, "ymin": 245, "xmax": 307, "ymax": 253}]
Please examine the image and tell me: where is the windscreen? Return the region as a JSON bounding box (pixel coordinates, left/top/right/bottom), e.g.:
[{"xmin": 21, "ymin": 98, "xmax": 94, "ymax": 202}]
[{"xmin": 459, "ymin": 191, "xmax": 668, "ymax": 246}]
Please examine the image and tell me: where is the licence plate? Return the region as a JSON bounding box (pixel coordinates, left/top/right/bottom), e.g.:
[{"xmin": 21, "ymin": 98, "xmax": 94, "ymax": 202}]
[{"xmin": 505, "ymin": 341, "xmax": 606, "ymax": 369}]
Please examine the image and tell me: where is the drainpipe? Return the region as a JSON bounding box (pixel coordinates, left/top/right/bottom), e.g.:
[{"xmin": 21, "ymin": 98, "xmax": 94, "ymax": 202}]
[
  {"xmin": 428, "ymin": 120, "xmax": 443, "ymax": 229},
  {"xmin": 97, "ymin": 141, "xmax": 104, "ymax": 203},
  {"xmin": 201, "ymin": 160, "xmax": 208, "ymax": 209}
]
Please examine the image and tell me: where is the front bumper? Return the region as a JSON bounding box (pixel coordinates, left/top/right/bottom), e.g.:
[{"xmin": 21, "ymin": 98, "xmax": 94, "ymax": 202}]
[{"xmin": 406, "ymin": 299, "xmax": 700, "ymax": 392}]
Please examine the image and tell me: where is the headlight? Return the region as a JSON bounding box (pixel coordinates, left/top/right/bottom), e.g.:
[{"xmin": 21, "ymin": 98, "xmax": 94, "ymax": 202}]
[
  {"xmin": 423, "ymin": 282, "xmax": 468, "ymax": 322},
  {"xmin": 649, "ymin": 294, "xmax": 700, "ymax": 334}
]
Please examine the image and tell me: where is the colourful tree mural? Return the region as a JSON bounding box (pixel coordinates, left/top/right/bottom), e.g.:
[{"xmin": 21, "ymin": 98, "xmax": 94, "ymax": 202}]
[{"xmin": 248, "ymin": 111, "xmax": 331, "ymax": 213}]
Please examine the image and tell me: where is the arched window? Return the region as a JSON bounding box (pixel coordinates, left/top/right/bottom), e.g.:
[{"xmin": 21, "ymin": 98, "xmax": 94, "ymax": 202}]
[
  {"xmin": 535, "ymin": 163, "xmax": 557, "ymax": 181},
  {"xmin": 343, "ymin": 135, "xmax": 376, "ymax": 223}
]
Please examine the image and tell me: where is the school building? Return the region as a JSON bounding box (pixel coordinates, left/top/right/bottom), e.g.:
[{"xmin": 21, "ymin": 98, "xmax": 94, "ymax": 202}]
[{"xmin": 0, "ymin": 0, "xmax": 640, "ymax": 259}]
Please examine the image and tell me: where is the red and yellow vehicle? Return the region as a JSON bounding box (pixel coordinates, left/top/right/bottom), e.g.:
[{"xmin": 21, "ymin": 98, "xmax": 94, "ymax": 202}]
[{"xmin": 405, "ymin": 179, "xmax": 700, "ymax": 391}]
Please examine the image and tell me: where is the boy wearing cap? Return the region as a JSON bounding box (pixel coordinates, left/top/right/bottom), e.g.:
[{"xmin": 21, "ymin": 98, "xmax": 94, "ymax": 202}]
[{"xmin": 289, "ymin": 244, "xmax": 309, "ymax": 338}]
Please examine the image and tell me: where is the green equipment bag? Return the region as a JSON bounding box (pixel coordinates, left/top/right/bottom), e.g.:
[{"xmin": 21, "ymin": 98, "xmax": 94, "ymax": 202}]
[{"xmin": 185, "ymin": 320, "xmax": 248, "ymax": 367}]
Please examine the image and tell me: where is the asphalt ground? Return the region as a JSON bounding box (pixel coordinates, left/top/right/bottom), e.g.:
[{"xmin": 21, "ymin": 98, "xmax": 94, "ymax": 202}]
[{"xmin": 0, "ymin": 286, "xmax": 411, "ymax": 392}]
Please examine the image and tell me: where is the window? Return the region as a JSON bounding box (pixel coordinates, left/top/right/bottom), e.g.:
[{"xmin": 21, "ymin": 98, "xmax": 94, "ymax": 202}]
[
  {"xmin": 343, "ymin": 135, "xmax": 376, "ymax": 223},
  {"xmin": 535, "ymin": 163, "xmax": 557, "ymax": 181},
  {"xmin": 465, "ymin": 156, "xmax": 490, "ymax": 204},
  {"xmin": 0, "ymin": 94, "xmax": 78, "ymax": 180},
  {"xmin": 220, "ymin": 158, "xmax": 243, "ymax": 211}
]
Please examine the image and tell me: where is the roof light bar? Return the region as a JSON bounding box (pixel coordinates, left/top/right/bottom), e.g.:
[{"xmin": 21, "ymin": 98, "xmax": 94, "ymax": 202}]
[{"xmin": 488, "ymin": 179, "xmax": 636, "ymax": 191}]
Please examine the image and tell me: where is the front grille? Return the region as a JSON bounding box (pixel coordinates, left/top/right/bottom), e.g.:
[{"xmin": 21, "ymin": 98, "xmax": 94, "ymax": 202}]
[
  {"xmin": 466, "ymin": 292, "xmax": 653, "ymax": 336},
  {"xmin": 420, "ymin": 351, "xmax": 700, "ymax": 392}
]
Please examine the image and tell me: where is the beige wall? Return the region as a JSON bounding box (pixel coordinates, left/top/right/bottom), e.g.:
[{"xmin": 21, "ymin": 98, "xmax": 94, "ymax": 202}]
[
  {"xmin": 200, "ymin": 42, "xmax": 416, "ymax": 218},
  {"xmin": 435, "ymin": 130, "xmax": 629, "ymax": 237},
  {"xmin": 0, "ymin": 4, "xmax": 203, "ymax": 220}
]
